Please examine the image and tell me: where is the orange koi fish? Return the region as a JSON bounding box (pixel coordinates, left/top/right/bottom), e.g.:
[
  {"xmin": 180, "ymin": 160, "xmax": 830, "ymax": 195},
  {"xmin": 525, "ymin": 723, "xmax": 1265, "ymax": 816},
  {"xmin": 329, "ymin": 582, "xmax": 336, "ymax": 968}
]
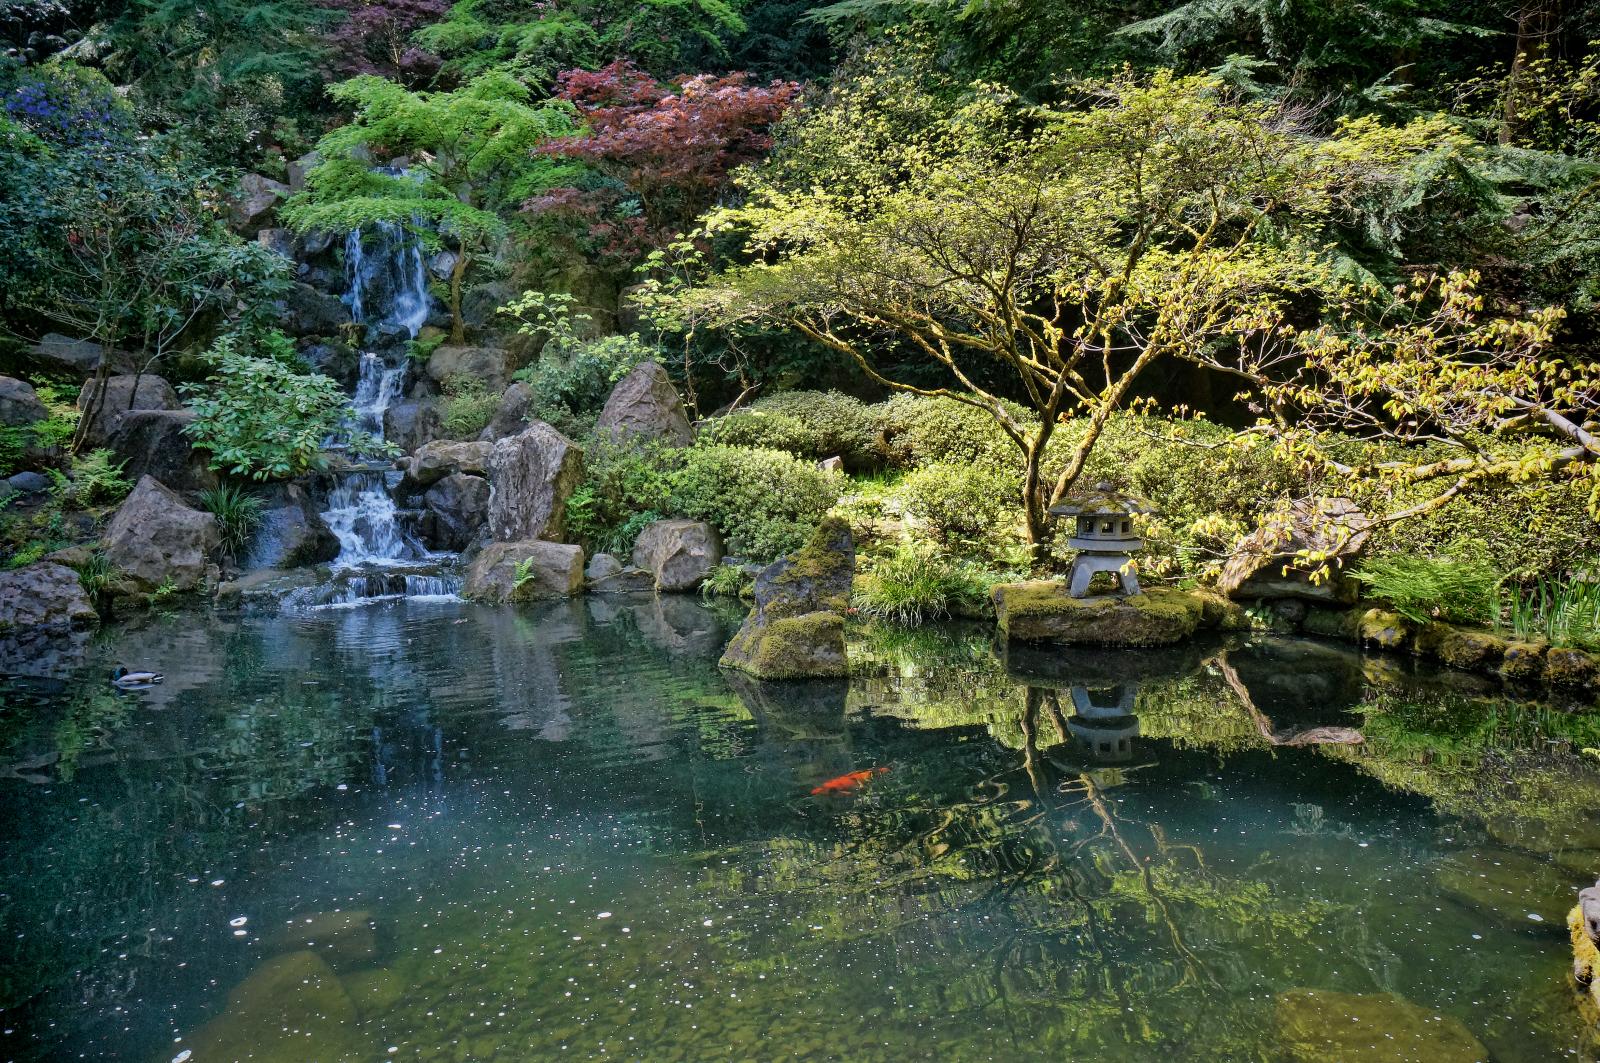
[{"xmin": 810, "ymin": 767, "xmax": 888, "ymax": 796}]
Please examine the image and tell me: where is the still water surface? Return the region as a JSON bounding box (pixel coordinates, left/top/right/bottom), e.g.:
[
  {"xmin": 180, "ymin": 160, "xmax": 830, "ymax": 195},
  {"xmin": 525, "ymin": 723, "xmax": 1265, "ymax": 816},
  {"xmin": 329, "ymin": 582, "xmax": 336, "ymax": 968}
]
[{"xmin": 2, "ymin": 596, "xmax": 1599, "ymax": 1061}]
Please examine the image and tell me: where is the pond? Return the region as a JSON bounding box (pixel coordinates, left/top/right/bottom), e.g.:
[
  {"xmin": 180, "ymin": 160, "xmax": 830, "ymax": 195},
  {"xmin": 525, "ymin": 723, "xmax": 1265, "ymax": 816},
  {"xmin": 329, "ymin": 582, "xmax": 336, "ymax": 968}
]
[{"xmin": 2, "ymin": 596, "xmax": 1599, "ymax": 1061}]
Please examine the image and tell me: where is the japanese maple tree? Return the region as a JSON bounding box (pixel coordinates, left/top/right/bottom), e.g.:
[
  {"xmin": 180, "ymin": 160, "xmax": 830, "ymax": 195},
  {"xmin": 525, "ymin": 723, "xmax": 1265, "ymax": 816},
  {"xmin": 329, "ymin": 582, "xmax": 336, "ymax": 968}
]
[{"xmin": 527, "ymin": 59, "xmax": 799, "ymax": 262}]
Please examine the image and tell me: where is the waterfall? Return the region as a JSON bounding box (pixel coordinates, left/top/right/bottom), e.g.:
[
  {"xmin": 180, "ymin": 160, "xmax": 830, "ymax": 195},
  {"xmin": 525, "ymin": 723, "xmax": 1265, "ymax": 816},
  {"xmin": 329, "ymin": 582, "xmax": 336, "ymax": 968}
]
[{"xmin": 323, "ymin": 219, "xmax": 433, "ymax": 567}]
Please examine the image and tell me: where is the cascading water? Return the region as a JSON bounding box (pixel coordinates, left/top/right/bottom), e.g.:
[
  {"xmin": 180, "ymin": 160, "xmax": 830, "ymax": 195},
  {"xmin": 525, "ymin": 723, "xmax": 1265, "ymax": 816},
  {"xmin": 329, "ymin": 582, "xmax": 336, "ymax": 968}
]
[
  {"xmin": 293, "ymin": 216, "xmax": 463, "ymax": 609},
  {"xmin": 320, "ymin": 220, "xmax": 432, "ymax": 568}
]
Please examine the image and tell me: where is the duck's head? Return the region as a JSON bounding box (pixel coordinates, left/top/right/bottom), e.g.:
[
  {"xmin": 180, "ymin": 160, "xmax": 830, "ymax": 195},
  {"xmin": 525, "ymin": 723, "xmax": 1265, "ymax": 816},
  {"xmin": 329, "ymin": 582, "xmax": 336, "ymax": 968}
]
[{"xmin": 112, "ymin": 666, "xmax": 128, "ymax": 680}]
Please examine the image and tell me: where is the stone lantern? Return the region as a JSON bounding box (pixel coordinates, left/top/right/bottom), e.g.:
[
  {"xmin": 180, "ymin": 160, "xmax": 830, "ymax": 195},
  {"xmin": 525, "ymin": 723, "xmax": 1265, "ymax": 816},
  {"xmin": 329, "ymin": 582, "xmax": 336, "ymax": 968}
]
[
  {"xmin": 1049, "ymin": 482, "xmax": 1159, "ymax": 598},
  {"xmin": 1066, "ymin": 684, "xmax": 1140, "ymax": 764}
]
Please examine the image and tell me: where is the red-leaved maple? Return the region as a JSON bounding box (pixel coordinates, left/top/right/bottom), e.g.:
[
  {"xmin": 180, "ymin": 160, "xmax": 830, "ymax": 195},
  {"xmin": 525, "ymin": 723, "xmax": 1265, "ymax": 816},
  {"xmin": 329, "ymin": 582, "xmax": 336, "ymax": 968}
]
[{"xmin": 527, "ymin": 59, "xmax": 799, "ymax": 262}]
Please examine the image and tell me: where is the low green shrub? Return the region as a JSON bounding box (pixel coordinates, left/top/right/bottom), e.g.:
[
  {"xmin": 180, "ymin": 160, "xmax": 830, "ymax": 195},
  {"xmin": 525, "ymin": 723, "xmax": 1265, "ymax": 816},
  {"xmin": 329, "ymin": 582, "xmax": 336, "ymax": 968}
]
[
  {"xmin": 670, "ymin": 445, "xmax": 842, "ymax": 562},
  {"xmin": 748, "ymin": 390, "xmax": 879, "ymax": 467},
  {"xmin": 1352, "ymin": 554, "xmax": 1500, "ymax": 625},
  {"xmin": 897, "ymin": 461, "xmax": 1023, "ymax": 545},
  {"xmin": 505, "ymin": 291, "xmax": 662, "ymax": 431},
  {"xmin": 701, "ymin": 563, "xmax": 754, "ymax": 599},
  {"xmin": 875, "ymin": 393, "xmax": 1027, "ymax": 471},
  {"xmin": 199, "ymin": 484, "xmax": 264, "ymax": 559},
  {"xmin": 695, "ymin": 409, "xmax": 816, "ymax": 455},
  {"xmin": 183, "ymin": 333, "xmax": 355, "ymax": 480},
  {"xmin": 852, "ymin": 543, "xmax": 1005, "ymax": 625},
  {"xmin": 562, "ymin": 436, "xmax": 677, "ymax": 555},
  {"xmin": 440, "ymin": 374, "xmax": 499, "ymax": 438}
]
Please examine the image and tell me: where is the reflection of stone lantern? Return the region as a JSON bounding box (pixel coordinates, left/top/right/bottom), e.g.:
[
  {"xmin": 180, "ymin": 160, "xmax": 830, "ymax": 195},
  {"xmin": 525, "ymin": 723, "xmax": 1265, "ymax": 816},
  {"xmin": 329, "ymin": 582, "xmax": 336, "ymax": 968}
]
[
  {"xmin": 1049, "ymin": 482, "xmax": 1159, "ymax": 598},
  {"xmin": 1066, "ymin": 684, "xmax": 1140, "ymax": 764}
]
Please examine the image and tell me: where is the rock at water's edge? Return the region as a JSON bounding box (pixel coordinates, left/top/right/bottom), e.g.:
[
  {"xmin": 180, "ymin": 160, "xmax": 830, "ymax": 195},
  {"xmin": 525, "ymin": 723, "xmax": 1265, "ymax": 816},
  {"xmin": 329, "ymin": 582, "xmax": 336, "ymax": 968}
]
[
  {"xmin": 0, "ymin": 562, "xmax": 98, "ymax": 634},
  {"xmin": 991, "ymin": 581, "xmax": 1205, "ymax": 647},
  {"xmin": 632, "ymin": 518, "xmax": 722, "ymax": 592},
  {"xmin": 101, "ymin": 476, "xmax": 219, "ymax": 593},
  {"xmin": 486, "ymin": 422, "xmax": 583, "ymax": 543},
  {"xmin": 720, "ymin": 517, "xmax": 853, "ymax": 679},
  {"xmin": 463, "ymin": 540, "xmax": 584, "ymax": 602}
]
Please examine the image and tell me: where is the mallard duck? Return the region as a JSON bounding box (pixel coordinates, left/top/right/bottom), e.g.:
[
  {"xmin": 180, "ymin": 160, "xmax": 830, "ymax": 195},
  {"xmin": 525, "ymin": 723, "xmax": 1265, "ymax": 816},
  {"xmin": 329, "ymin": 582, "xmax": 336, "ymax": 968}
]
[{"xmin": 111, "ymin": 666, "xmax": 164, "ymax": 688}]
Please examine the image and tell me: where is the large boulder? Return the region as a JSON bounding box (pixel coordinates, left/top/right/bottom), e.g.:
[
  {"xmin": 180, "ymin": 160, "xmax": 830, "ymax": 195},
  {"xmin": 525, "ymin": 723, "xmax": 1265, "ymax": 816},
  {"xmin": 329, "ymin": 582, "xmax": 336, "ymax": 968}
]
[
  {"xmin": 183, "ymin": 950, "xmax": 366, "ymax": 1063},
  {"xmin": 0, "ymin": 376, "xmax": 47, "ymax": 426},
  {"xmin": 486, "ymin": 422, "xmax": 583, "ymax": 543},
  {"xmin": 991, "ymin": 582, "xmax": 1208, "ymax": 647},
  {"xmin": 595, "ymin": 362, "xmax": 693, "ymax": 446},
  {"xmin": 105, "ymin": 409, "xmax": 217, "ymax": 493},
  {"xmin": 383, "ymin": 398, "xmax": 444, "ymax": 454},
  {"xmin": 101, "ymin": 476, "xmax": 219, "ymax": 593},
  {"xmin": 0, "ymin": 562, "xmax": 98, "ymax": 634},
  {"xmin": 404, "ymin": 438, "xmax": 491, "ymax": 487},
  {"xmin": 242, "ymin": 482, "xmax": 339, "ymax": 570},
  {"xmin": 463, "ymin": 540, "xmax": 584, "ymax": 602},
  {"xmin": 1274, "ymin": 989, "xmax": 1487, "ymax": 1063},
  {"xmin": 1218, "ymin": 497, "xmax": 1371, "ymax": 604},
  {"xmin": 281, "ymin": 281, "xmax": 348, "ymax": 337},
  {"xmin": 632, "ymin": 518, "xmax": 722, "ymax": 592},
  {"xmin": 27, "ymin": 334, "xmax": 134, "ymax": 379},
  {"xmin": 720, "ymin": 518, "xmax": 853, "ymax": 679},
  {"xmin": 76, "ymin": 373, "xmax": 181, "ymax": 447},
  {"xmin": 228, "ymin": 172, "xmax": 288, "ymax": 231},
  {"xmin": 423, "ymin": 472, "xmax": 490, "ymax": 551},
  {"xmin": 426, "ymin": 345, "xmax": 514, "ymax": 391},
  {"xmin": 478, "ymin": 380, "xmax": 535, "ymax": 441}
]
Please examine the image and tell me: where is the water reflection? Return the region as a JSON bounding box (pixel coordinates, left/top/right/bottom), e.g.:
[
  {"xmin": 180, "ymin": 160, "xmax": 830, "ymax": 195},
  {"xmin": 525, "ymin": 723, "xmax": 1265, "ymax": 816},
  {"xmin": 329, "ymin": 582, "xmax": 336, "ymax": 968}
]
[{"xmin": 1, "ymin": 600, "xmax": 1598, "ymax": 1061}]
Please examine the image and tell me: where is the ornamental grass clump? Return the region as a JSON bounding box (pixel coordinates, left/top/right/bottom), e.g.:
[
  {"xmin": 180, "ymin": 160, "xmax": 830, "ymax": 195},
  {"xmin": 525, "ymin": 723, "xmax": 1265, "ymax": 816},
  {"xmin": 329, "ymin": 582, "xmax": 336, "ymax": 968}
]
[
  {"xmin": 1503, "ymin": 577, "xmax": 1600, "ymax": 650},
  {"xmin": 852, "ymin": 543, "xmax": 1004, "ymax": 626},
  {"xmin": 199, "ymin": 484, "xmax": 264, "ymax": 559},
  {"xmin": 1351, "ymin": 555, "xmax": 1500, "ymax": 626}
]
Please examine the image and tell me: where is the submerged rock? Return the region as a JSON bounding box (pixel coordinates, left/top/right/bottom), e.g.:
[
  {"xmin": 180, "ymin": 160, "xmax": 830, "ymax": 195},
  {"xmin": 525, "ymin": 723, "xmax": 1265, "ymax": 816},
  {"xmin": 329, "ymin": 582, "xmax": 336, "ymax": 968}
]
[
  {"xmin": 268, "ymin": 910, "xmax": 381, "ymax": 972},
  {"xmin": 463, "ymin": 540, "xmax": 584, "ymax": 602},
  {"xmin": 1435, "ymin": 849, "xmax": 1576, "ymax": 929},
  {"xmin": 720, "ymin": 518, "xmax": 853, "ymax": 679},
  {"xmin": 0, "ymin": 562, "xmax": 98, "ymax": 634},
  {"xmin": 486, "ymin": 421, "xmax": 583, "ymax": 543},
  {"xmin": 184, "ymin": 950, "xmax": 368, "ymax": 1063},
  {"xmin": 991, "ymin": 582, "xmax": 1205, "ymax": 647},
  {"xmin": 101, "ymin": 476, "xmax": 219, "ymax": 593},
  {"xmin": 595, "ymin": 362, "xmax": 693, "ymax": 446},
  {"xmin": 631, "ymin": 518, "xmax": 722, "ymax": 592},
  {"xmin": 1274, "ymin": 988, "xmax": 1487, "ymax": 1063}
]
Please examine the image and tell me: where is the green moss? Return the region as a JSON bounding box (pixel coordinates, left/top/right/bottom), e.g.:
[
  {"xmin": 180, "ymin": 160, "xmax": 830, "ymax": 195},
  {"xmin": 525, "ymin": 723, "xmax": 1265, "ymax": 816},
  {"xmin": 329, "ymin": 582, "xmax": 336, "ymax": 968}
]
[
  {"xmin": 1414, "ymin": 623, "xmax": 1507, "ymax": 670},
  {"xmin": 1302, "ymin": 607, "xmax": 1360, "ymax": 640},
  {"xmin": 1497, "ymin": 640, "xmax": 1549, "ymax": 681},
  {"xmin": 721, "ymin": 610, "xmax": 847, "ymax": 679},
  {"xmin": 991, "ymin": 582, "xmax": 1202, "ymax": 647},
  {"xmin": 1545, "ymin": 647, "xmax": 1600, "ymax": 688},
  {"xmin": 1571, "ymin": 906, "xmax": 1600, "ymax": 1025},
  {"xmin": 1357, "ymin": 608, "xmax": 1412, "ymax": 650}
]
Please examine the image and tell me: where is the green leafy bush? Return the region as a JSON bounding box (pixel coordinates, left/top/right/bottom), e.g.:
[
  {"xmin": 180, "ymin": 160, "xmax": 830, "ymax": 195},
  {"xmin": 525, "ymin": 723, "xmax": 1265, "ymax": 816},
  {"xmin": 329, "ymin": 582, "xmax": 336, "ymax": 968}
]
[
  {"xmin": 669, "ymin": 445, "xmax": 843, "ymax": 562},
  {"xmin": 897, "ymin": 462, "xmax": 1023, "ymax": 544},
  {"xmin": 505, "ymin": 291, "xmax": 661, "ymax": 431},
  {"xmin": 701, "ymin": 563, "xmax": 755, "ymax": 599},
  {"xmin": 49, "ymin": 449, "xmax": 132, "ymax": 507},
  {"xmin": 696, "ymin": 409, "xmax": 816, "ymax": 455},
  {"xmin": 1503, "ymin": 577, "xmax": 1600, "ymax": 650},
  {"xmin": 182, "ymin": 333, "xmax": 352, "ymax": 480},
  {"xmin": 199, "ymin": 484, "xmax": 264, "ymax": 559},
  {"xmin": 562, "ymin": 436, "xmax": 677, "ymax": 555},
  {"xmin": 1352, "ymin": 554, "xmax": 1500, "ymax": 625},
  {"xmin": 875, "ymin": 393, "xmax": 1027, "ymax": 471},
  {"xmin": 852, "ymin": 543, "xmax": 1004, "ymax": 625},
  {"xmin": 748, "ymin": 390, "xmax": 879, "ymax": 467},
  {"xmin": 441, "ymin": 374, "xmax": 499, "ymax": 438}
]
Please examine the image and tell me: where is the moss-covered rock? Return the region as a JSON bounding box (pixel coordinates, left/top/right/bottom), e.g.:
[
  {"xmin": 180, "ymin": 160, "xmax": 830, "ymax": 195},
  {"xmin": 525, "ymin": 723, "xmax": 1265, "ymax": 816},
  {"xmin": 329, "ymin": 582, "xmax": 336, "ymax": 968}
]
[
  {"xmin": 1498, "ymin": 639, "xmax": 1549, "ymax": 681},
  {"xmin": 1571, "ymin": 898, "xmax": 1600, "ymax": 1027},
  {"xmin": 1415, "ymin": 623, "xmax": 1508, "ymax": 671},
  {"xmin": 1435, "ymin": 849, "xmax": 1577, "ymax": 928},
  {"xmin": 720, "ymin": 518, "xmax": 854, "ymax": 679},
  {"xmin": 1357, "ymin": 608, "xmax": 1412, "ymax": 650},
  {"xmin": 1302, "ymin": 606, "xmax": 1360, "ymax": 640},
  {"xmin": 1546, "ymin": 647, "xmax": 1600, "ymax": 688},
  {"xmin": 1274, "ymin": 988, "xmax": 1487, "ymax": 1063},
  {"xmin": 991, "ymin": 582, "xmax": 1203, "ymax": 647},
  {"xmin": 1193, "ymin": 588, "xmax": 1252, "ymax": 631}
]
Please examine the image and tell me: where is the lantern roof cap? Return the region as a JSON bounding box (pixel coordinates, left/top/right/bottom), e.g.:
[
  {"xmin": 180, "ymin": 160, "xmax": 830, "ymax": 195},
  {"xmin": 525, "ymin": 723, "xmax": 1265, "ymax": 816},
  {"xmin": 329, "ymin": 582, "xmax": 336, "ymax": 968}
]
[{"xmin": 1048, "ymin": 481, "xmax": 1160, "ymax": 517}]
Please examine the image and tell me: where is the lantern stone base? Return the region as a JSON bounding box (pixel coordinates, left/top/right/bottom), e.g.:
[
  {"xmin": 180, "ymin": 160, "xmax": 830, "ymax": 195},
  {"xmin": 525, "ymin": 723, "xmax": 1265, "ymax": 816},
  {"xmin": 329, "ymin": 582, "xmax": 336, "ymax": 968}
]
[{"xmin": 991, "ymin": 582, "xmax": 1244, "ymax": 648}]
